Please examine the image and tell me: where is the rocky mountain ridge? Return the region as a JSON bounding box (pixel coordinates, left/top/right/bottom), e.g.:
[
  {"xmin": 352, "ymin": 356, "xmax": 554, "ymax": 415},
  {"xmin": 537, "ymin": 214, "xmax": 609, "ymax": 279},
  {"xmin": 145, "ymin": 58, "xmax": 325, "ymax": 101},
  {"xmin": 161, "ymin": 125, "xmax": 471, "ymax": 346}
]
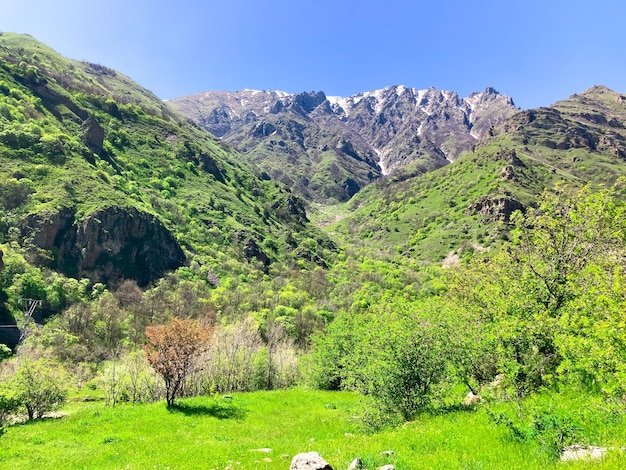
[{"xmin": 170, "ymin": 86, "xmax": 518, "ymax": 202}]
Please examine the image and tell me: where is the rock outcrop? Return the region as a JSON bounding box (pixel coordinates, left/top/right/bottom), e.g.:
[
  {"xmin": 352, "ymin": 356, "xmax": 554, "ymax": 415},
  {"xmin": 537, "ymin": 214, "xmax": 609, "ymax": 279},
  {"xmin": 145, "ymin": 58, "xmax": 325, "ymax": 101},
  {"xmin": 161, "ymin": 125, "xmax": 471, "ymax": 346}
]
[
  {"xmin": 290, "ymin": 452, "xmax": 334, "ymax": 470},
  {"xmin": 81, "ymin": 115, "xmax": 105, "ymax": 156},
  {"xmin": 467, "ymin": 195, "xmax": 525, "ymax": 223},
  {"xmin": 20, "ymin": 206, "xmax": 185, "ymax": 286}
]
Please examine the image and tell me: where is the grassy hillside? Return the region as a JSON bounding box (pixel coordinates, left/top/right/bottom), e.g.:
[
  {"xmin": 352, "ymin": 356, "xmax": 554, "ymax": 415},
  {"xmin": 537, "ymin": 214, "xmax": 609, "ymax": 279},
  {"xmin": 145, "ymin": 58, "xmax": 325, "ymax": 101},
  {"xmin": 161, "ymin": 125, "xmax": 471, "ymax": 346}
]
[
  {"xmin": 0, "ymin": 33, "xmax": 334, "ymax": 282},
  {"xmin": 0, "ymin": 33, "xmax": 338, "ymax": 349},
  {"xmin": 328, "ymin": 86, "xmax": 626, "ymax": 264}
]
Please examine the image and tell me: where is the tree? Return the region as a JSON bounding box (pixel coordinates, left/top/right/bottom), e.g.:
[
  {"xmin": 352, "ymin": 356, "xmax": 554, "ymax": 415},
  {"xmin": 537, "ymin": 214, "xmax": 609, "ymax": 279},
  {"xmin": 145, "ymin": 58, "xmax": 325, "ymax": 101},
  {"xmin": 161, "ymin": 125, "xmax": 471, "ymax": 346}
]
[
  {"xmin": 512, "ymin": 183, "xmax": 625, "ymax": 314},
  {"xmin": 345, "ymin": 301, "xmax": 452, "ymax": 420},
  {"xmin": 10, "ymin": 358, "xmax": 68, "ymax": 420},
  {"xmin": 144, "ymin": 317, "xmax": 213, "ymax": 406},
  {"xmin": 447, "ymin": 183, "xmax": 626, "ymax": 398}
]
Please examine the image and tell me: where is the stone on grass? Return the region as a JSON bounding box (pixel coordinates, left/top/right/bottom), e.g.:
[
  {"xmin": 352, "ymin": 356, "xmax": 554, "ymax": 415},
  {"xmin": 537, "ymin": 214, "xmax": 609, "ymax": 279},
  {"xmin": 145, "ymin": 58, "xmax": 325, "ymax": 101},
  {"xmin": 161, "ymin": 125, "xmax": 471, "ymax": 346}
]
[
  {"xmin": 290, "ymin": 451, "xmax": 333, "ymax": 470},
  {"xmin": 463, "ymin": 391, "xmax": 480, "ymax": 406},
  {"xmin": 347, "ymin": 457, "xmax": 366, "ymax": 470},
  {"xmin": 560, "ymin": 445, "xmax": 608, "ymax": 461}
]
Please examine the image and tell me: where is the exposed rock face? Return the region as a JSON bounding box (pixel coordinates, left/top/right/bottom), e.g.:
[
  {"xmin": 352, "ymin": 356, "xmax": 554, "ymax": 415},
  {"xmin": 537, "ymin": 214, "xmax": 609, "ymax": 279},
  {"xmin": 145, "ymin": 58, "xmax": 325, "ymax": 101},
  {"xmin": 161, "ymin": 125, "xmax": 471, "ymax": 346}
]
[
  {"xmin": 467, "ymin": 195, "xmax": 525, "ymax": 223},
  {"xmin": 235, "ymin": 231, "xmax": 271, "ymax": 268},
  {"xmin": 20, "ymin": 207, "xmax": 185, "ymax": 286},
  {"xmin": 81, "ymin": 115, "xmax": 105, "ymax": 155},
  {"xmin": 329, "ymin": 86, "xmax": 517, "ymax": 172},
  {"xmin": 169, "ymin": 86, "xmax": 518, "ymax": 202},
  {"xmin": 289, "ymin": 452, "xmax": 333, "ymax": 470}
]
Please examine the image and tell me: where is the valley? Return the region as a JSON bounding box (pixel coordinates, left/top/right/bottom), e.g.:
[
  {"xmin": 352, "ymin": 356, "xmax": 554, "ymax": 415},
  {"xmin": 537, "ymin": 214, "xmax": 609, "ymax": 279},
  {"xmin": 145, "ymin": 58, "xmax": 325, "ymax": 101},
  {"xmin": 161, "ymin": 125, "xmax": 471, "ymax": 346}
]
[{"xmin": 1, "ymin": 32, "xmax": 626, "ymax": 469}]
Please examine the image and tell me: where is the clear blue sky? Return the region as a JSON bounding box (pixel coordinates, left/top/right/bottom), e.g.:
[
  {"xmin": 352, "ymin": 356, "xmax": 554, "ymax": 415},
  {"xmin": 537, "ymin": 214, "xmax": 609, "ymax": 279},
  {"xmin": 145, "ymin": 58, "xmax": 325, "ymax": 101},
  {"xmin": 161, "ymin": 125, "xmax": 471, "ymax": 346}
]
[{"xmin": 2, "ymin": 0, "xmax": 625, "ymax": 109}]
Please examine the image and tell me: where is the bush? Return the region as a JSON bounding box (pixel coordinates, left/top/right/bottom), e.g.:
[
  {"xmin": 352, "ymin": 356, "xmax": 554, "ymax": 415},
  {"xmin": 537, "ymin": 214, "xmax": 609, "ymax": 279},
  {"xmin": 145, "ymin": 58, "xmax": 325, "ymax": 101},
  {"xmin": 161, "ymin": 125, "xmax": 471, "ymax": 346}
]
[
  {"xmin": 10, "ymin": 358, "xmax": 68, "ymax": 420},
  {"xmin": 0, "ymin": 178, "xmax": 33, "ymax": 210},
  {"xmin": 100, "ymin": 351, "xmax": 164, "ymax": 406},
  {"xmin": 309, "ymin": 299, "xmax": 455, "ymax": 420},
  {"xmin": 353, "ymin": 396, "xmax": 403, "ymax": 434},
  {"xmin": 486, "ymin": 404, "xmax": 581, "ymax": 458},
  {"xmin": 0, "ymin": 388, "xmax": 20, "ymax": 430},
  {"xmin": 195, "ymin": 318, "xmax": 265, "ymax": 393}
]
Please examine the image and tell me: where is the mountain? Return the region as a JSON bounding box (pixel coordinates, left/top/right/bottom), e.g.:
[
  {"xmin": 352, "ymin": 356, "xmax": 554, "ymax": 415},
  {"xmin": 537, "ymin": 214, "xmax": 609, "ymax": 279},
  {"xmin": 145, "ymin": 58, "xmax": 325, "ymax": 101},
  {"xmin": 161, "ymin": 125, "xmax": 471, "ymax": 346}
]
[
  {"xmin": 330, "ymin": 85, "xmax": 626, "ymax": 264},
  {"xmin": 0, "ymin": 33, "xmax": 333, "ymax": 287},
  {"xmin": 169, "ymin": 86, "xmax": 518, "ymax": 203}
]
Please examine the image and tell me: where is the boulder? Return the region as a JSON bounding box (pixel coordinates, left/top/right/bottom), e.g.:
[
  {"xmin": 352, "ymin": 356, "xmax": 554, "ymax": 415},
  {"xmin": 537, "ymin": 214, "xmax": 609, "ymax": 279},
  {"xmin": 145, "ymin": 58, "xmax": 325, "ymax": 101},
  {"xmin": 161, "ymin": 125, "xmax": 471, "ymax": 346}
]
[{"xmin": 290, "ymin": 451, "xmax": 333, "ymax": 470}]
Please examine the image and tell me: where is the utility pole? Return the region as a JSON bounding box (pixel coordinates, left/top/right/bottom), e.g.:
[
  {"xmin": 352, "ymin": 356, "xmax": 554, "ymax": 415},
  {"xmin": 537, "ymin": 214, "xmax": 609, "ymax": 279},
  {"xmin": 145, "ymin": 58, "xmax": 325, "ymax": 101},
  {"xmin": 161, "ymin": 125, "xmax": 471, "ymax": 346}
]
[{"xmin": 18, "ymin": 298, "xmax": 42, "ymax": 342}]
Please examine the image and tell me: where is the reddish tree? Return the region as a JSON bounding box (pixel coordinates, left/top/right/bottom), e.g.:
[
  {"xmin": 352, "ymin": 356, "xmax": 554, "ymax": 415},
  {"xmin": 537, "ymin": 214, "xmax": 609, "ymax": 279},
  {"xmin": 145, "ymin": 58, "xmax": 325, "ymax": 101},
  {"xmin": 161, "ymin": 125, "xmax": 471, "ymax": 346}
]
[{"xmin": 144, "ymin": 317, "xmax": 213, "ymax": 406}]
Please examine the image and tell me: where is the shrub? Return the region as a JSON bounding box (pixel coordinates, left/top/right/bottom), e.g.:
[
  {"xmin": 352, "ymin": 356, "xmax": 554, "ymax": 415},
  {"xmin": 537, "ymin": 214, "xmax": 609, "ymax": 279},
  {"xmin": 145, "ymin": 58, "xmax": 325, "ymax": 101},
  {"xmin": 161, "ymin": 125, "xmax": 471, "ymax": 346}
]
[
  {"xmin": 10, "ymin": 358, "xmax": 68, "ymax": 420},
  {"xmin": 144, "ymin": 317, "xmax": 213, "ymax": 406},
  {"xmin": 0, "ymin": 179, "xmax": 33, "ymax": 210}
]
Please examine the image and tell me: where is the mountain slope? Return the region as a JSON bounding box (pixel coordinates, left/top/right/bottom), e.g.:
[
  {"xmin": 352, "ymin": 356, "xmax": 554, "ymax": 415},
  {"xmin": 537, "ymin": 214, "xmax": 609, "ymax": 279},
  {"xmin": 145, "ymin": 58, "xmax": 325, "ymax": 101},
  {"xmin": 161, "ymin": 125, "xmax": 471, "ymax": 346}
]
[
  {"xmin": 0, "ymin": 33, "xmax": 334, "ymax": 287},
  {"xmin": 170, "ymin": 86, "xmax": 517, "ymax": 203},
  {"xmin": 329, "ymin": 85, "xmax": 626, "ymax": 264}
]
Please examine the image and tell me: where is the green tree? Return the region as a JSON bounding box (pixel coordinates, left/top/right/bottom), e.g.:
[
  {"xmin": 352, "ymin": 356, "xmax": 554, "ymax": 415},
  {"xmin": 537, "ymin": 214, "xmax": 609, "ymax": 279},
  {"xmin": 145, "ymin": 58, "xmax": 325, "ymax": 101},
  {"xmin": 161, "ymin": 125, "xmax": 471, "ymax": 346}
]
[
  {"xmin": 310, "ymin": 299, "xmax": 454, "ymax": 420},
  {"xmin": 10, "ymin": 358, "xmax": 68, "ymax": 420},
  {"xmin": 512, "ymin": 183, "xmax": 625, "ymax": 314},
  {"xmin": 448, "ymin": 183, "xmax": 626, "ymax": 398}
]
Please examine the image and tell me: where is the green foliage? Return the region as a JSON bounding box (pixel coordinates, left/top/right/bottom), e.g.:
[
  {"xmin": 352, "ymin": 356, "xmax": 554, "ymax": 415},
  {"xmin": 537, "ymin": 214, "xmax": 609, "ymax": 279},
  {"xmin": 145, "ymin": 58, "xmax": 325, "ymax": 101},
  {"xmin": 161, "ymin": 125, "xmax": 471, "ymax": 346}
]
[
  {"xmin": 0, "ymin": 344, "xmax": 11, "ymax": 361},
  {"xmin": 0, "ymin": 178, "xmax": 33, "ymax": 210},
  {"xmin": 447, "ymin": 183, "xmax": 626, "ymax": 399},
  {"xmin": 0, "ymin": 388, "xmax": 20, "ymax": 437},
  {"xmin": 310, "ymin": 299, "xmax": 456, "ymax": 421},
  {"xmin": 8, "ymin": 358, "xmax": 68, "ymax": 420},
  {"xmin": 487, "ymin": 402, "xmax": 582, "ymax": 458}
]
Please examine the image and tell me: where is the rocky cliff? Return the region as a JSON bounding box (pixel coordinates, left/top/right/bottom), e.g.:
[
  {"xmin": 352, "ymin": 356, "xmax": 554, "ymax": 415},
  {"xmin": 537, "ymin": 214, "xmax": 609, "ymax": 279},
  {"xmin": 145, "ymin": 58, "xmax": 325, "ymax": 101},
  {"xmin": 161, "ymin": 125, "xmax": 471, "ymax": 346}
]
[{"xmin": 21, "ymin": 207, "xmax": 185, "ymax": 287}]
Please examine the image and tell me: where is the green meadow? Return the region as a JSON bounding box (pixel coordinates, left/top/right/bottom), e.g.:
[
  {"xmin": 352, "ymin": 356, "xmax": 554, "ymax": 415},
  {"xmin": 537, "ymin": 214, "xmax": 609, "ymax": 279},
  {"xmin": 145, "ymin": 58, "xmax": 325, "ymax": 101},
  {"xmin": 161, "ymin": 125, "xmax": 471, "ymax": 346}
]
[{"xmin": 2, "ymin": 388, "xmax": 626, "ymax": 469}]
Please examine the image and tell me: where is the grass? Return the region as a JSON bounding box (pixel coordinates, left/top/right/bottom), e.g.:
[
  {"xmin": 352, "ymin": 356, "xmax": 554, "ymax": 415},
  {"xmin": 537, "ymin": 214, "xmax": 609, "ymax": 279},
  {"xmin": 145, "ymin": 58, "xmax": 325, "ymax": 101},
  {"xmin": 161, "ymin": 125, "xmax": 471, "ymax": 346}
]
[{"xmin": 2, "ymin": 388, "xmax": 626, "ymax": 469}]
